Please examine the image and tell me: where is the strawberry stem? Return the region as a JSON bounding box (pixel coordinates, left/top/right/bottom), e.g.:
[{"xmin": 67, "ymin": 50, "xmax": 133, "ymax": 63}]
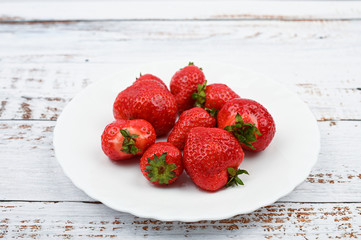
[
  {"xmin": 192, "ymin": 81, "xmax": 218, "ymax": 117},
  {"xmin": 192, "ymin": 80, "xmax": 207, "ymax": 108},
  {"xmin": 226, "ymin": 167, "xmax": 249, "ymax": 187},
  {"xmin": 205, "ymin": 107, "xmax": 218, "ymax": 118},
  {"xmin": 224, "ymin": 113, "xmax": 262, "ymax": 150},
  {"xmin": 120, "ymin": 129, "xmax": 140, "ymax": 155},
  {"xmin": 144, "ymin": 153, "xmax": 178, "ymax": 184}
]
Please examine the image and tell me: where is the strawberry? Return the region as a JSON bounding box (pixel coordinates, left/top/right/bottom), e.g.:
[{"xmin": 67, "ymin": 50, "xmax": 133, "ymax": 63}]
[
  {"xmin": 134, "ymin": 73, "xmax": 168, "ymax": 90},
  {"xmin": 101, "ymin": 119, "xmax": 156, "ymax": 161},
  {"xmin": 183, "ymin": 127, "xmax": 247, "ymax": 191},
  {"xmin": 217, "ymin": 98, "xmax": 276, "ymax": 152},
  {"xmin": 170, "ymin": 62, "xmax": 206, "ymax": 113},
  {"xmin": 140, "ymin": 142, "xmax": 183, "ymax": 185},
  {"xmin": 167, "ymin": 107, "xmax": 216, "ymax": 150},
  {"xmin": 113, "ymin": 75, "xmax": 177, "ymax": 136},
  {"xmin": 193, "ymin": 81, "xmax": 240, "ymax": 111}
]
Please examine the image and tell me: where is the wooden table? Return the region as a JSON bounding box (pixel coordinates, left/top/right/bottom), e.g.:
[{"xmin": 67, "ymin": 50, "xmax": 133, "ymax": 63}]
[{"xmin": 1, "ymin": 1, "xmax": 360, "ymax": 238}]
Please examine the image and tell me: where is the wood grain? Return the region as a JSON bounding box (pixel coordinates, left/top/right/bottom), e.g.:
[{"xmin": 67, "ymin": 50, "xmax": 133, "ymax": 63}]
[
  {"xmin": 1, "ymin": 21, "xmax": 361, "ymax": 59},
  {"xmin": 1, "ymin": 84, "xmax": 360, "ymax": 121},
  {"xmin": 0, "ymin": 21, "xmax": 360, "ymax": 121},
  {"xmin": 1, "ymin": 1, "xmax": 361, "ymax": 21},
  {"xmin": 0, "ymin": 201, "xmax": 360, "ymax": 239},
  {"xmin": 0, "ymin": 1, "xmax": 360, "ymax": 237},
  {"xmin": 0, "ymin": 120, "xmax": 360, "ymax": 202}
]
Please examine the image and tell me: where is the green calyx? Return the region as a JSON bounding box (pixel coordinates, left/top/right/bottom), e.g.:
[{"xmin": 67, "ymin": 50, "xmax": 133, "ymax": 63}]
[
  {"xmin": 192, "ymin": 80, "xmax": 217, "ymax": 117},
  {"xmin": 205, "ymin": 107, "xmax": 218, "ymax": 118},
  {"xmin": 180, "ymin": 62, "xmax": 202, "ymax": 70},
  {"xmin": 224, "ymin": 113, "xmax": 262, "ymax": 150},
  {"xmin": 192, "ymin": 80, "xmax": 207, "ymax": 108},
  {"xmin": 144, "ymin": 153, "xmax": 178, "ymax": 184},
  {"xmin": 120, "ymin": 129, "xmax": 140, "ymax": 155},
  {"xmin": 226, "ymin": 168, "xmax": 249, "ymax": 187}
]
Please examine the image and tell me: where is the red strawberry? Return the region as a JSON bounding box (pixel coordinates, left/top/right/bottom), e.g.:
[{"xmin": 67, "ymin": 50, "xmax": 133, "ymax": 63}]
[
  {"xmin": 183, "ymin": 127, "xmax": 247, "ymax": 191},
  {"xmin": 134, "ymin": 73, "xmax": 168, "ymax": 90},
  {"xmin": 170, "ymin": 62, "xmax": 206, "ymax": 113},
  {"xmin": 218, "ymin": 98, "xmax": 276, "ymax": 152},
  {"xmin": 140, "ymin": 142, "xmax": 183, "ymax": 185},
  {"xmin": 101, "ymin": 119, "xmax": 156, "ymax": 161},
  {"xmin": 167, "ymin": 107, "xmax": 216, "ymax": 150},
  {"xmin": 113, "ymin": 76, "xmax": 177, "ymax": 136},
  {"xmin": 193, "ymin": 81, "xmax": 240, "ymax": 111}
]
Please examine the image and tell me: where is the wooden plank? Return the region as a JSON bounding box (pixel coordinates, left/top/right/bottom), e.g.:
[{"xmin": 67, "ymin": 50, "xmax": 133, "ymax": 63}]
[
  {"xmin": 0, "ymin": 121, "xmax": 91, "ymax": 202},
  {"xmin": 1, "ymin": 84, "xmax": 360, "ymax": 121},
  {"xmin": 0, "ymin": 20, "xmax": 360, "ymax": 120},
  {"xmin": 0, "ymin": 1, "xmax": 361, "ymax": 21},
  {"xmin": 1, "ymin": 21, "xmax": 361, "ymax": 59},
  {"xmin": 0, "ymin": 201, "xmax": 360, "ymax": 239},
  {"xmin": 0, "ymin": 120, "xmax": 360, "ymax": 202}
]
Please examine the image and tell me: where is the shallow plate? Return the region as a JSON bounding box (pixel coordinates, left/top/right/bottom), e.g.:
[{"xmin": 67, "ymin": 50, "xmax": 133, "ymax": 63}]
[{"xmin": 53, "ymin": 61, "xmax": 320, "ymax": 221}]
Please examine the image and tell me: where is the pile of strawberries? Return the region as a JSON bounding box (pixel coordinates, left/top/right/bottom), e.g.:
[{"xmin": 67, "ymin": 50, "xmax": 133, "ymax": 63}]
[{"xmin": 101, "ymin": 63, "xmax": 276, "ymax": 191}]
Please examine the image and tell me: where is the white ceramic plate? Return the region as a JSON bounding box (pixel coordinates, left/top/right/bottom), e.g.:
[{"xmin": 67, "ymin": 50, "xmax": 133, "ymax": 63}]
[{"xmin": 53, "ymin": 61, "xmax": 320, "ymax": 222}]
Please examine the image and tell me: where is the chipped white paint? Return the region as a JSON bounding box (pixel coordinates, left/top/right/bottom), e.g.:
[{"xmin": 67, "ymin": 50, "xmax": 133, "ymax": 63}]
[
  {"xmin": 0, "ymin": 0, "xmax": 360, "ymax": 239},
  {"xmin": 0, "ymin": 21, "xmax": 360, "ymax": 121},
  {"xmin": 0, "ymin": 201, "xmax": 360, "ymax": 239}
]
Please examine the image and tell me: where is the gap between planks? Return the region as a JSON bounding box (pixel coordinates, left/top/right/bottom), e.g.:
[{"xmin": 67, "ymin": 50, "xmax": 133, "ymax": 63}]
[
  {"xmin": 1, "ymin": 18, "xmax": 361, "ymax": 25},
  {"xmin": 0, "ymin": 200, "xmax": 360, "ymax": 204}
]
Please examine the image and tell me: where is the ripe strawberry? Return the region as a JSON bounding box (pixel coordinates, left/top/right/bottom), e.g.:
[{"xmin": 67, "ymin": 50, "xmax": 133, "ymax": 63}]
[
  {"xmin": 170, "ymin": 62, "xmax": 206, "ymax": 113},
  {"xmin": 113, "ymin": 75, "xmax": 177, "ymax": 136},
  {"xmin": 193, "ymin": 81, "xmax": 240, "ymax": 111},
  {"xmin": 217, "ymin": 98, "xmax": 276, "ymax": 152},
  {"xmin": 183, "ymin": 127, "xmax": 247, "ymax": 191},
  {"xmin": 140, "ymin": 142, "xmax": 183, "ymax": 185},
  {"xmin": 134, "ymin": 73, "xmax": 168, "ymax": 90},
  {"xmin": 167, "ymin": 107, "xmax": 216, "ymax": 150},
  {"xmin": 101, "ymin": 119, "xmax": 156, "ymax": 161}
]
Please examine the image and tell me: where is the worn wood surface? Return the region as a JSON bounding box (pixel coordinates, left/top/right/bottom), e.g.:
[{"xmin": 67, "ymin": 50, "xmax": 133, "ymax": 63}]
[
  {"xmin": 0, "ymin": 202, "xmax": 360, "ymax": 239},
  {"xmin": 1, "ymin": 1, "xmax": 361, "ymax": 21},
  {"xmin": 0, "ymin": 21, "xmax": 360, "ymax": 122},
  {"xmin": 0, "ymin": 1, "xmax": 360, "ymax": 239}
]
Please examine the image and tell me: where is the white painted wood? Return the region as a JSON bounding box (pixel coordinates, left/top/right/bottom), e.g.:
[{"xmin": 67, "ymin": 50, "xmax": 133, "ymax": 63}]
[
  {"xmin": 1, "ymin": 81, "xmax": 360, "ymax": 121},
  {"xmin": 0, "ymin": 2, "xmax": 360, "ymax": 236},
  {"xmin": 0, "ymin": 21, "xmax": 360, "ymax": 120},
  {"xmin": 0, "ymin": 201, "xmax": 360, "ymax": 239},
  {"xmin": 1, "ymin": 21, "xmax": 361, "ymax": 59},
  {"xmin": 0, "ymin": 1, "xmax": 361, "ymax": 21},
  {"xmin": 0, "ymin": 120, "xmax": 360, "ymax": 202}
]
